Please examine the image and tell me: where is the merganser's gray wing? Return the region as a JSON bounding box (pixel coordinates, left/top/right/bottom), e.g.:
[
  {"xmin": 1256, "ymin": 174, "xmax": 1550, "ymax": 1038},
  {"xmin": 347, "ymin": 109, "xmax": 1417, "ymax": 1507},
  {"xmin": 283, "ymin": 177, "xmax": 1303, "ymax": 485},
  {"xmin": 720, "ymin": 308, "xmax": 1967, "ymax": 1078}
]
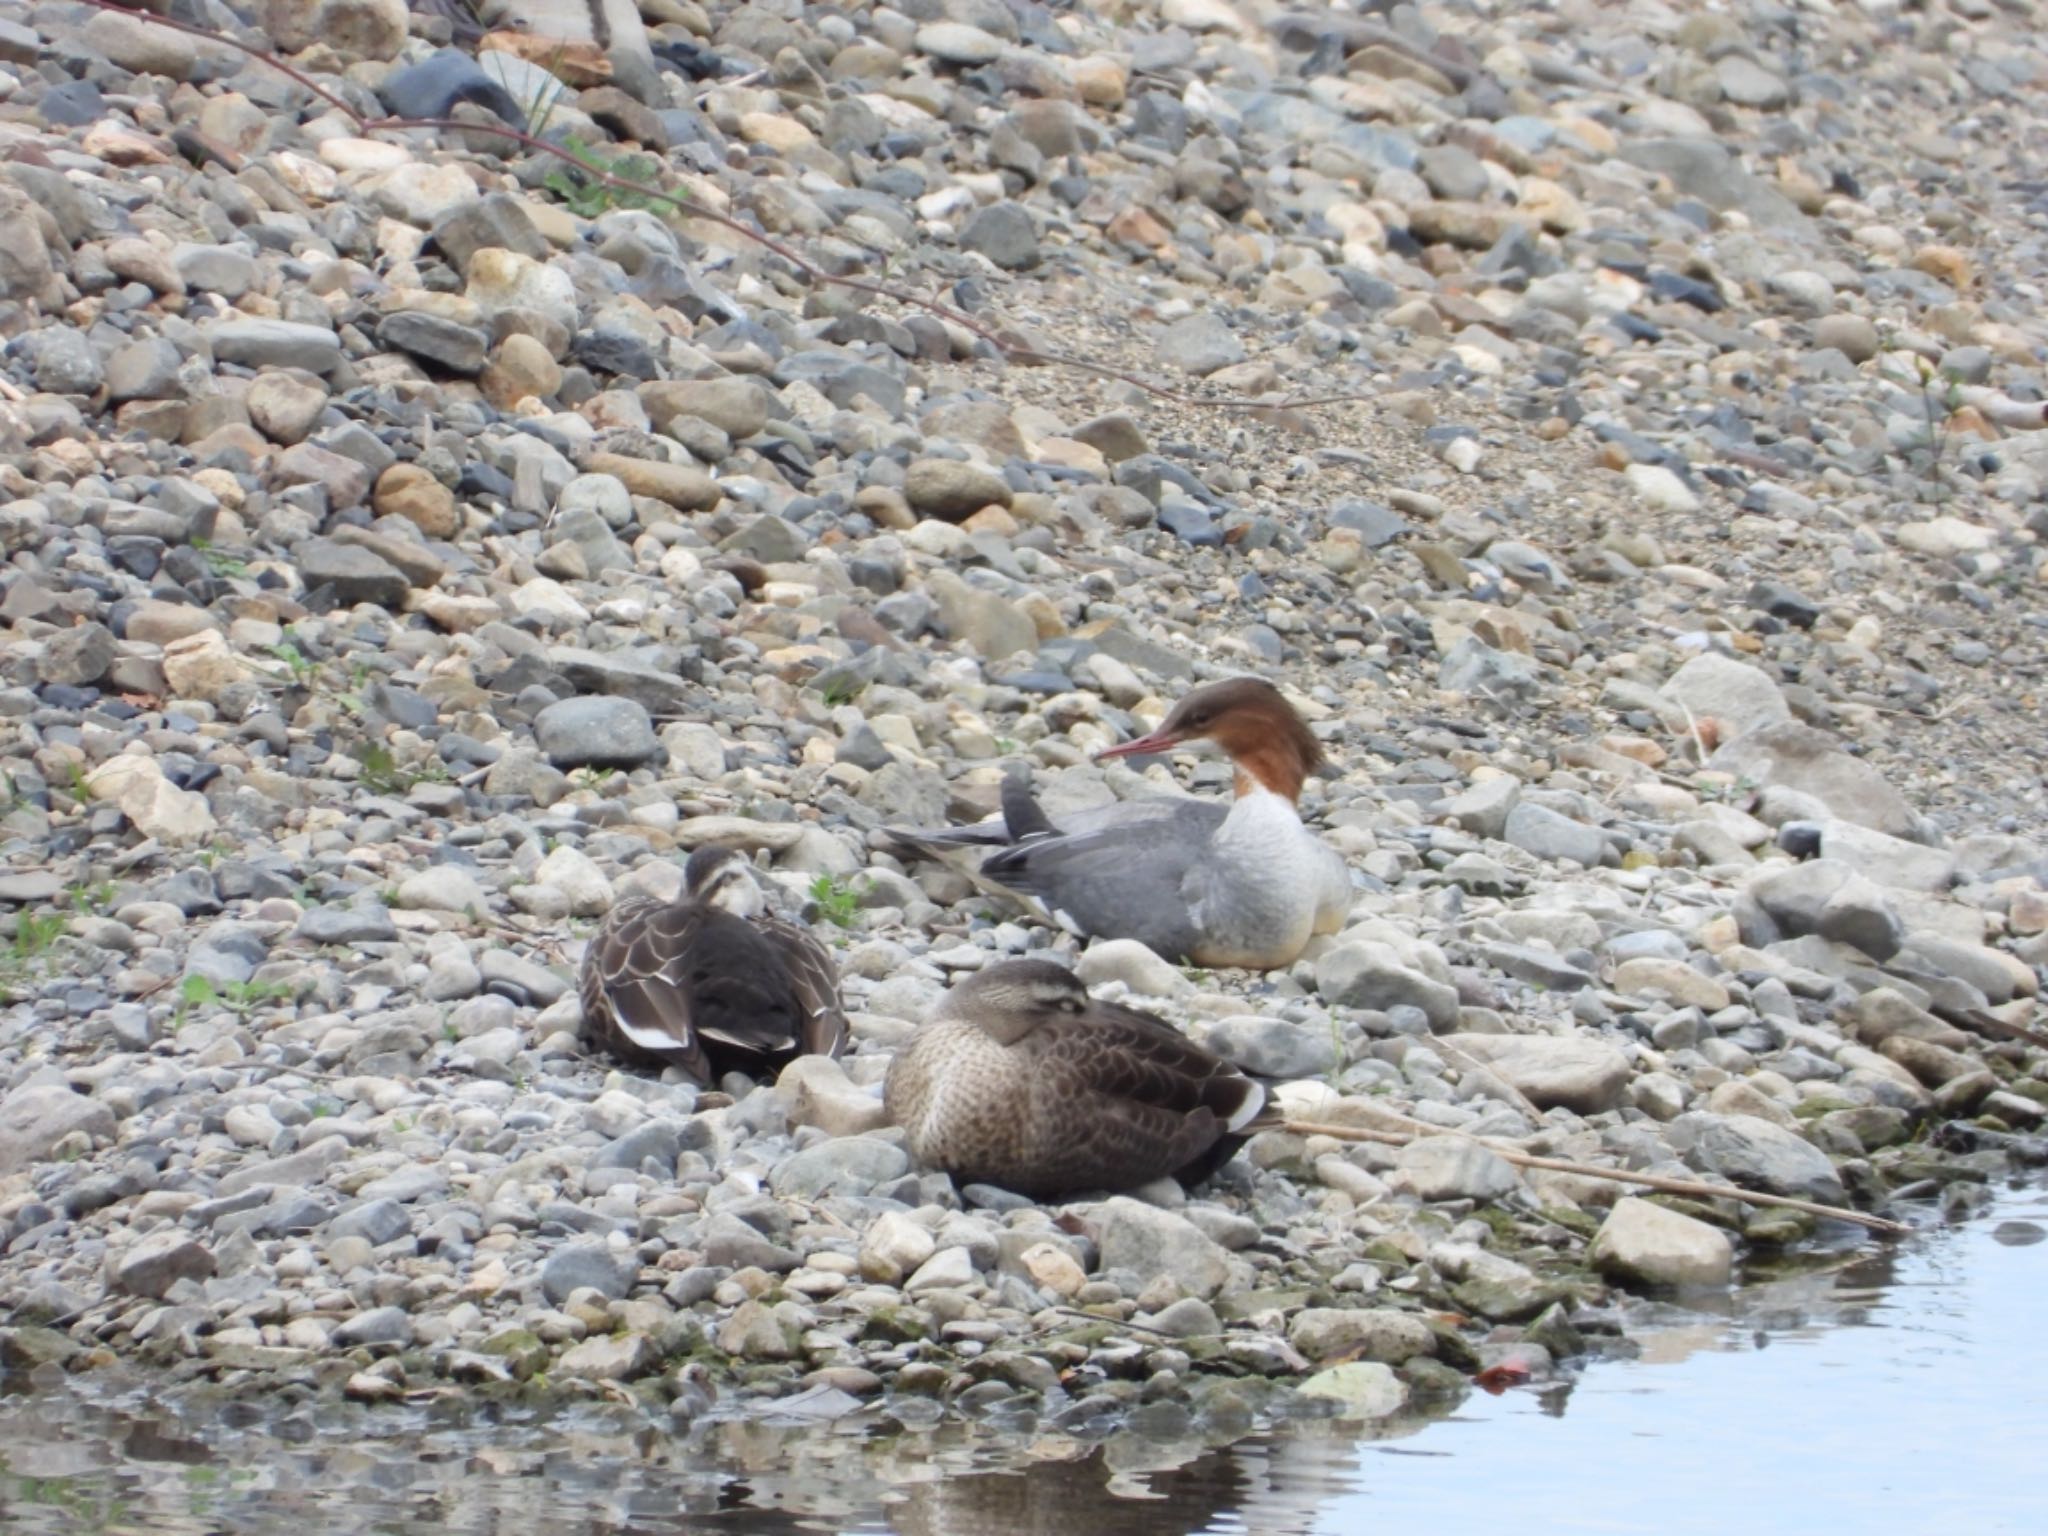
[{"xmin": 980, "ymin": 797, "xmax": 1230, "ymax": 959}]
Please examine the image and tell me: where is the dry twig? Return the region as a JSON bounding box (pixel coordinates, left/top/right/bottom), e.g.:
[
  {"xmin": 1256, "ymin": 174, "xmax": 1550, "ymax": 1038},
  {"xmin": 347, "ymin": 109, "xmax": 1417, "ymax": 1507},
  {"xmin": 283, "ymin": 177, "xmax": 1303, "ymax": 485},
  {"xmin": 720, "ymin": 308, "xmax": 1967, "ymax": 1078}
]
[{"xmin": 1279, "ymin": 1116, "xmax": 1910, "ymax": 1235}]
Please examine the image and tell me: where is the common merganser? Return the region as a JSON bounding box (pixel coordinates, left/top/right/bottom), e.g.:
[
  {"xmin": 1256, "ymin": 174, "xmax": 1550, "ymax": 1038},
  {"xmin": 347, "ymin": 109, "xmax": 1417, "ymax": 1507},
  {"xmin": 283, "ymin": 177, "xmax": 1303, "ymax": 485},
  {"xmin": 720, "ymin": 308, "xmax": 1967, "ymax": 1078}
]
[
  {"xmin": 884, "ymin": 958, "xmax": 1265, "ymax": 1200},
  {"xmin": 578, "ymin": 846, "xmax": 847, "ymax": 1086},
  {"xmin": 883, "ymin": 677, "xmax": 1355, "ymax": 970}
]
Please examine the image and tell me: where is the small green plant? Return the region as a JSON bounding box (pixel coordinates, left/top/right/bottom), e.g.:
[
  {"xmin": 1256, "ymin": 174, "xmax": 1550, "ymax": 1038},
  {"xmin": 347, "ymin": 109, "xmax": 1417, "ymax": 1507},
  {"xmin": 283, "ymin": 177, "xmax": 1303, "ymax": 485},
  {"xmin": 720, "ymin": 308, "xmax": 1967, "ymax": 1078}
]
[
  {"xmin": 520, "ymin": 40, "xmax": 575, "ymax": 138},
  {"xmin": 817, "ymin": 673, "xmax": 869, "ymax": 708},
  {"xmin": 12, "ymin": 909, "xmax": 64, "ymax": 961},
  {"xmin": 1875, "ymin": 331, "xmax": 1974, "ymax": 512},
  {"xmin": 1912, "ymin": 356, "xmax": 1966, "ymax": 508},
  {"xmin": 268, "ymin": 632, "xmax": 316, "ymax": 686},
  {"xmin": 357, "ymin": 743, "xmax": 450, "ymax": 795},
  {"xmin": 570, "ymin": 766, "xmax": 617, "ymax": 791},
  {"xmin": 192, "ymin": 537, "xmax": 250, "ymax": 580},
  {"xmin": 542, "ymin": 137, "xmax": 671, "ymax": 219},
  {"xmin": 178, "ymin": 974, "xmax": 293, "ymax": 1020},
  {"xmin": 67, "ymin": 880, "xmax": 116, "ymax": 915},
  {"xmin": 808, "ymin": 873, "xmax": 869, "ymax": 930},
  {"xmin": 62, "ymin": 762, "xmax": 92, "ymax": 803}
]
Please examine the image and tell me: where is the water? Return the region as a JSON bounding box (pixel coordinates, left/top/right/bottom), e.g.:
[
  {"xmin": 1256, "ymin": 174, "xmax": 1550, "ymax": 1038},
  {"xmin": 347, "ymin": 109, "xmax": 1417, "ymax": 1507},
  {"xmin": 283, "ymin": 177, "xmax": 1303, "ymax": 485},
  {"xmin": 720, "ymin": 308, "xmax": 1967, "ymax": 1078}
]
[{"xmin": 2, "ymin": 1189, "xmax": 2043, "ymax": 1535}]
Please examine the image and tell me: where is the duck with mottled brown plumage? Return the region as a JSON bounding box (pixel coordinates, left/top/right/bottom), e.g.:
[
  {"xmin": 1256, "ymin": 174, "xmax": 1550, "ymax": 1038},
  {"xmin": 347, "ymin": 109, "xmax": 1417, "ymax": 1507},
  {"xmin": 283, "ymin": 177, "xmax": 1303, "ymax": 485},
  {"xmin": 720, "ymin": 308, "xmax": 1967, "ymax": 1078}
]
[
  {"xmin": 578, "ymin": 847, "xmax": 847, "ymax": 1087},
  {"xmin": 881, "ymin": 677, "xmax": 1356, "ymax": 970},
  {"xmin": 884, "ymin": 958, "xmax": 1265, "ymax": 1201}
]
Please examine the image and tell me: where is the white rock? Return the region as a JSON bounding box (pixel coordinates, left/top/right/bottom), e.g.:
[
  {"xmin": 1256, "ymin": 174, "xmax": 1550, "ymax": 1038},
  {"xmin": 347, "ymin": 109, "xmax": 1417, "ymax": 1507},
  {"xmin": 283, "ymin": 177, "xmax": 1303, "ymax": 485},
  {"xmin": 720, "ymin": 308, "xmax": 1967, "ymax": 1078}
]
[
  {"xmin": 1626, "ymin": 463, "xmax": 1701, "ymax": 513},
  {"xmin": 903, "ymin": 1244, "xmax": 976, "ymax": 1294},
  {"xmin": 394, "ymin": 866, "xmax": 491, "ymax": 915},
  {"xmin": 859, "ymin": 1210, "xmax": 936, "ymax": 1283},
  {"xmin": 1296, "ymin": 1361, "xmax": 1409, "ymax": 1417},
  {"xmin": 535, "ymin": 845, "xmax": 613, "ymax": 916},
  {"xmin": 1075, "ymin": 938, "xmax": 1192, "ymax": 999},
  {"xmin": 466, "ymin": 249, "xmax": 579, "ymax": 329},
  {"xmin": 223, "ymin": 1104, "xmax": 281, "ymax": 1147},
  {"xmin": 371, "ymin": 162, "xmax": 478, "ymax": 226},
  {"xmin": 1589, "ymin": 1196, "xmax": 1733, "ymax": 1289}
]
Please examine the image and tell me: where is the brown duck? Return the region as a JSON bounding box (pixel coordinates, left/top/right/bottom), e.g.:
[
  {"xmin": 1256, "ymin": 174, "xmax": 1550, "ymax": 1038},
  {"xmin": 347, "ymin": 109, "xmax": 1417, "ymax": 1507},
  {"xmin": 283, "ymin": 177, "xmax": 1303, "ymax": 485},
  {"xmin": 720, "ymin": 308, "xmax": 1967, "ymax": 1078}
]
[
  {"xmin": 883, "ymin": 958, "xmax": 1265, "ymax": 1200},
  {"xmin": 579, "ymin": 846, "xmax": 848, "ymax": 1085}
]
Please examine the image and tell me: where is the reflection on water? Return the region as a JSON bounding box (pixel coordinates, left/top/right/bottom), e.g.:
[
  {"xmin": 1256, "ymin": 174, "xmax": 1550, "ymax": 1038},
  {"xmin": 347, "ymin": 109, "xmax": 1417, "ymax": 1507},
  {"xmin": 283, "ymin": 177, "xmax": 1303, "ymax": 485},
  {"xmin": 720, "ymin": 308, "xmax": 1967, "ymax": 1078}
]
[{"xmin": 2, "ymin": 1188, "xmax": 2043, "ymax": 1536}]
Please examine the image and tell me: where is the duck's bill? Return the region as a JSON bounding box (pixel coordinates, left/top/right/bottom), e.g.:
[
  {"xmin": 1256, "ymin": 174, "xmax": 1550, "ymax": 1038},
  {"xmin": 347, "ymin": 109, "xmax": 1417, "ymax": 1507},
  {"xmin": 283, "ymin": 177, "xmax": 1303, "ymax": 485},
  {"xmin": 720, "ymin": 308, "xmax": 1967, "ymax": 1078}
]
[{"xmin": 1094, "ymin": 729, "xmax": 1184, "ymax": 761}]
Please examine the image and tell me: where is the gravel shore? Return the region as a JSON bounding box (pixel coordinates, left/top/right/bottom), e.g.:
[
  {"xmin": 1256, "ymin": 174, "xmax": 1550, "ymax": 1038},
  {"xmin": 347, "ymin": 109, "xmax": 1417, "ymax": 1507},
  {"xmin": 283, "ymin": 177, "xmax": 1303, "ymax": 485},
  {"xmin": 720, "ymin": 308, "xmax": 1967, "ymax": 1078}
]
[{"xmin": 1, "ymin": 0, "xmax": 2045, "ymax": 1431}]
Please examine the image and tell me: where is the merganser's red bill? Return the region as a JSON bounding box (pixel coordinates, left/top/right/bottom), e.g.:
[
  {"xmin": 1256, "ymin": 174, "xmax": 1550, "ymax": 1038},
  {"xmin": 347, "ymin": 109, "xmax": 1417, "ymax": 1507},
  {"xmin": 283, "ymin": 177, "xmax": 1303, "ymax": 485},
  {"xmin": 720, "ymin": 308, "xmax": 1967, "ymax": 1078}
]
[{"xmin": 1093, "ymin": 729, "xmax": 1183, "ymax": 761}]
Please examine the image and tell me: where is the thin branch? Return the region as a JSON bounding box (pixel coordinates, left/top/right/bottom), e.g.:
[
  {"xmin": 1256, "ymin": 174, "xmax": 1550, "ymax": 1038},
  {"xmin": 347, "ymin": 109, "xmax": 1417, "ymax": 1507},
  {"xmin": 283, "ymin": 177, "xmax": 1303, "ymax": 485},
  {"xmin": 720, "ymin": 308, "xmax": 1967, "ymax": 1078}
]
[
  {"xmin": 1278, "ymin": 1117, "xmax": 1910, "ymax": 1235},
  {"xmin": 75, "ymin": 0, "xmax": 1385, "ymax": 418}
]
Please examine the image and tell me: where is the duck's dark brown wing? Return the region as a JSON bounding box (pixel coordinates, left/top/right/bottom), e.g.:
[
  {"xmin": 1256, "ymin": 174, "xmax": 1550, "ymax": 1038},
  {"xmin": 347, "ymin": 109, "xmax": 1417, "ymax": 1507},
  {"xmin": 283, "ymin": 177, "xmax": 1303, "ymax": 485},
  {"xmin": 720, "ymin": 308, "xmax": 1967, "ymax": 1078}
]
[
  {"xmin": 1019, "ymin": 1003, "xmax": 1264, "ymax": 1197},
  {"xmin": 581, "ymin": 896, "xmax": 849, "ymax": 1084},
  {"xmin": 579, "ymin": 897, "xmax": 716, "ymax": 1081},
  {"xmin": 759, "ymin": 913, "xmax": 849, "ymax": 1061}
]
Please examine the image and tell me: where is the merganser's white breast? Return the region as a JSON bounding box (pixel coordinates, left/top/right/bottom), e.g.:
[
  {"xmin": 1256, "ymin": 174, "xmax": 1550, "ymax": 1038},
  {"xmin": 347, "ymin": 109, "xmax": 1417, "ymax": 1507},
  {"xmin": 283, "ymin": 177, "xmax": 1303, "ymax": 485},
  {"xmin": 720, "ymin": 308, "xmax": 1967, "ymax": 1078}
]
[{"xmin": 1182, "ymin": 788, "xmax": 1351, "ymax": 968}]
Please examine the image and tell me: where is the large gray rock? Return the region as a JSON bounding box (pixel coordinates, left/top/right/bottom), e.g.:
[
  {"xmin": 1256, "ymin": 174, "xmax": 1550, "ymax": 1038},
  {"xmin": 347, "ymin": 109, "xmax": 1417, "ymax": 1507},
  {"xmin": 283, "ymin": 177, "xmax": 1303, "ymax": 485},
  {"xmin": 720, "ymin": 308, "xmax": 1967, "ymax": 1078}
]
[
  {"xmin": 1667, "ymin": 1112, "xmax": 1846, "ymax": 1204},
  {"xmin": 0, "ymin": 1083, "xmax": 116, "ymax": 1173},
  {"xmin": 1658, "ymin": 651, "xmax": 1791, "ymax": 741},
  {"xmin": 1155, "ymin": 311, "xmax": 1245, "ymax": 375},
  {"xmin": 299, "ymin": 538, "xmax": 411, "ymax": 607},
  {"xmin": 768, "ymin": 1137, "xmax": 911, "ymax": 1200},
  {"xmin": 903, "ymin": 459, "xmax": 1013, "ymax": 520},
  {"xmin": 108, "ymin": 1229, "xmax": 215, "ymax": 1298},
  {"xmin": 540, "ymin": 1243, "xmax": 637, "ymax": 1304},
  {"xmin": 534, "ymin": 697, "xmax": 659, "ymax": 768},
  {"xmin": 958, "ymin": 203, "xmax": 1040, "ymax": 269},
  {"xmin": 1709, "ymin": 723, "xmax": 1928, "ymax": 843},
  {"xmin": 1087, "ymin": 1196, "xmax": 1242, "ymax": 1300},
  {"xmin": 1287, "ymin": 1307, "xmax": 1436, "ymax": 1365},
  {"xmin": 1394, "ymin": 1138, "xmax": 1522, "ymax": 1202},
  {"xmin": 1589, "ymin": 1196, "xmax": 1733, "ymax": 1290},
  {"xmin": 1190, "ymin": 1015, "xmax": 1336, "ymax": 1080},
  {"xmin": 207, "ymin": 318, "xmax": 344, "ymax": 373},
  {"xmin": 1502, "ymin": 802, "xmax": 1608, "ymax": 867},
  {"xmin": 1618, "ymin": 138, "xmax": 1810, "ymax": 232},
  {"xmin": 1436, "ymin": 1034, "xmax": 1631, "ymax": 1114},
  {"xmin": 1315, "ymin": 943, "xmax": 1460, "ymax": 1029}
]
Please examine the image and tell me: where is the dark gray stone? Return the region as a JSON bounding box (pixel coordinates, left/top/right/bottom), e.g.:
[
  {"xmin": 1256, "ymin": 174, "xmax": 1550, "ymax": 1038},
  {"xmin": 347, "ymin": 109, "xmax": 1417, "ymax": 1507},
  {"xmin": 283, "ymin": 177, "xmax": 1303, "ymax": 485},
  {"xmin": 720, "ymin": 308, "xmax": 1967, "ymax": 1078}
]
[
  {"xmin": 298, "ymin": 539, "xmax": 410, "ymax": 608},
  {"xmin": 541, "ymin": 1243, "xmax": 637, "ymax": 1304},
  {"xmin": 958, "ymin": 203, "xmax": 1040, "ymax": 270},
  {"xmin": 534, "ymin": 696, "xmax": 659, "ymax": 768}
]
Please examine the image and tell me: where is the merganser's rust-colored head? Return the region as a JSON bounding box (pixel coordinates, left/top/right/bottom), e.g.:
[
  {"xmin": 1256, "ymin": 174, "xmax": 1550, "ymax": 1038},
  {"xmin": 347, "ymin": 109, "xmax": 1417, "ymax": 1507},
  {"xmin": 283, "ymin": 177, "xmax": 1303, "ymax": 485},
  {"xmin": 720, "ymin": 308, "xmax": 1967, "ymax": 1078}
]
[{"xmin": 1094, "ymin": 677, "xmax": 1326, "ymax": 801}]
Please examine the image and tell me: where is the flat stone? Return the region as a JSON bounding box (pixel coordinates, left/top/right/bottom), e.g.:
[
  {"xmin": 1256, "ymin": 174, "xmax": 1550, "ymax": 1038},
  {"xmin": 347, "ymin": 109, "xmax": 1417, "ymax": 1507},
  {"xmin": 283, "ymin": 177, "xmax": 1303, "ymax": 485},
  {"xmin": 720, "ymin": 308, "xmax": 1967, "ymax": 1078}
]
[
  {"xmin": 1296, "ymin": 1361, "xmax": 1408, "ymax": 1417},
  {"xmin": 299, "ymin": 538, "xmax": 410, "ymax": 608},
  {"xmin": 1394, "ymin": 1138, "xmax": 1522, "ymax": 1202},
  {"xmin": 1315, "ymin": 943, "xmax": 1459, "ymax": 1030},
  {"xmin": 108, "ymin": 1229, "xmax": 215, "ymax": 1299},
  {"xmin": 1590, "ymin": 1196, "xmax": 1733, "ymax": 1290},
  {"xmin": 769, "ymin": 1137, "xmax": 911, "ymax": 1200},
  {"xmin": 1286, "ymin": 1307, "xmax": 1435, "ymax": 1365},
  {"xmin": 534, "ymin": 696, "xmax": 659, "ymax": 769},
  {"xmin": 541, "ymin": 1244, "xmax": 636, "ymax": 1304},
  {"xmin": 1436, "ymin": 1034, "xmax": 1631, "ymax": 1114},
  {"xmin": 1087, "ymin": 1196, "xmax": 1239, "ymax": 1300},
  {"xmin": 0, "ymin": 1083, "xmax": 116, "ymax": 1174},
  {"xmin": 1667, "ymin": 1111, "xmax": 1845, "ymax": 1204}
]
